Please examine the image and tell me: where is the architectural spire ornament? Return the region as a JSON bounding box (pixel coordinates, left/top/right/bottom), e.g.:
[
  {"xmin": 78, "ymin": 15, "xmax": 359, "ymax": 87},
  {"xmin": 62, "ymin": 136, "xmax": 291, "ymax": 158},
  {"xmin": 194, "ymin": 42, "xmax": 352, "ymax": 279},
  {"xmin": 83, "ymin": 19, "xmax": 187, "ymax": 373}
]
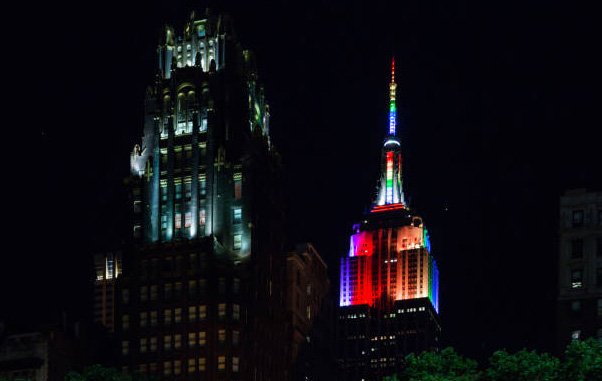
[{"xmin": 374, "ymin": 57, "xmax": 406, "ymax": 211}]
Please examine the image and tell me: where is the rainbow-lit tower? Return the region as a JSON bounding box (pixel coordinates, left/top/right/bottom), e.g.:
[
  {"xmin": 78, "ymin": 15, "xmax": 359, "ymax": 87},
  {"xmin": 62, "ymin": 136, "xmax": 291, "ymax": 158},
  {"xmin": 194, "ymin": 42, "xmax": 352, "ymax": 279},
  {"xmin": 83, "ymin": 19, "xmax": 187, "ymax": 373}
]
[{"xmin": 337, "ymin": 59, "xmax": 441, "ymax": 381}]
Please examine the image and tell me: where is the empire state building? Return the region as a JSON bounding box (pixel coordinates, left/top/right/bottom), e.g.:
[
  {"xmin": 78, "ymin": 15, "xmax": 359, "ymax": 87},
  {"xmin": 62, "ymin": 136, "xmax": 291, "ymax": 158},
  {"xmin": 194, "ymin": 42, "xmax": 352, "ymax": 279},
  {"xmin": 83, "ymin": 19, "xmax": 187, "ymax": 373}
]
[{"xmin": 337, "ymin": 59, "xmax": 441, "ymax": 381}]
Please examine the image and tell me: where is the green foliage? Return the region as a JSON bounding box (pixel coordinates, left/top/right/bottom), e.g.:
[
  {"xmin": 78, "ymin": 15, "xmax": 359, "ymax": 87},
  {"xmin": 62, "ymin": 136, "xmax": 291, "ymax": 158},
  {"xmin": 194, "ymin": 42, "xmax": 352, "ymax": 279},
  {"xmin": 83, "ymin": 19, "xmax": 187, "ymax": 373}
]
[
  {"xmin": 561, "ymin": 338, "xmax": 602, "ymax": 381},
  {"xmin": 483, "ymin": 349, "xmax": 559, "ymax": 381},
  {"xmin": 402, "ymin": 347, "xmax": 480, "ymax": 381},
  {"xmin": 65, "ymin": 365, "xmax": 132, "ymax": 381}
]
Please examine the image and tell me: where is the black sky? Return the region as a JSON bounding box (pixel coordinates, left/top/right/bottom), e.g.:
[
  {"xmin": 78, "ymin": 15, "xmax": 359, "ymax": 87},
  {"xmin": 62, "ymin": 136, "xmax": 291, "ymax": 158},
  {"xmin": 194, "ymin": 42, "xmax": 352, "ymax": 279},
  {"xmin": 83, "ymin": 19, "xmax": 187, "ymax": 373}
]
[{"xmin": 13, "ymin": 0, "xmax": 602, "ymax": 361}]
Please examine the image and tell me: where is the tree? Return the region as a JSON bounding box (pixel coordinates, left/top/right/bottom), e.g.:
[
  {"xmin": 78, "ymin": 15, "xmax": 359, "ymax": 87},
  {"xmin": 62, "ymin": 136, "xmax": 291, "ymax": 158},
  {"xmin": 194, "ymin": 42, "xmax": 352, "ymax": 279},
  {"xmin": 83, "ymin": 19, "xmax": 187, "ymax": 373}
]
[
  {"xmin": 483, "ymin": 349, "xmax": 559, "ymax": 381},
  {"xmin": 561, "ymin": 338, "xmax": 602, "ymax": 381},
  {"xmin": 402, "ymin": 347, "xmax": 480, "ymax": 381},
  {"xmin": 65, "ymin": 365, "xmax": 143, "ymax": 381}
]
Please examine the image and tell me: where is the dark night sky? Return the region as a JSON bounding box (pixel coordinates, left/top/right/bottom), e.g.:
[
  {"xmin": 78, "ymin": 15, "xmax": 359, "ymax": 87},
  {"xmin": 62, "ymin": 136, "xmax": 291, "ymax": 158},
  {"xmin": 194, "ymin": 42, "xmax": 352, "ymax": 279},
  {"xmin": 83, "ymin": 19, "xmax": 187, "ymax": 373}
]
[{"xmin": 12, "ymin": 0, "xmax": 602, "ymax": 362}]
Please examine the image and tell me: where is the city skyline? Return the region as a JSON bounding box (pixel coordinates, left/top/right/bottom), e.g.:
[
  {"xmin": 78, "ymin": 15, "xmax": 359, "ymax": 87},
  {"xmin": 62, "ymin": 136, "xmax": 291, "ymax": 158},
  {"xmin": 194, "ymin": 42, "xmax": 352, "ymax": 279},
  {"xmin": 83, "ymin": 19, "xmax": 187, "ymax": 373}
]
[{"xmin": 18, "ymin": 0, "xmax": 602, "ymax": 365}]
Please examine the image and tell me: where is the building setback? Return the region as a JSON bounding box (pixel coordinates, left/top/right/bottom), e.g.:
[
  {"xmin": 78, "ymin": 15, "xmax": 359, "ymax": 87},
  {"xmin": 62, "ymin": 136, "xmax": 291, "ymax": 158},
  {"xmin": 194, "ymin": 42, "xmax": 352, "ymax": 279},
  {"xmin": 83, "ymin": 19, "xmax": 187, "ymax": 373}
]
[
  {"xmin": 556, "ymin": 189, "xmax": 602, "ymax": 352},
  {"xmin": 337, "ymin": 59, "xmax": 441, "ymax": 381},
  {"xmin": 114, "ymin": 9, "xmax": 290, "ymax": 380}
]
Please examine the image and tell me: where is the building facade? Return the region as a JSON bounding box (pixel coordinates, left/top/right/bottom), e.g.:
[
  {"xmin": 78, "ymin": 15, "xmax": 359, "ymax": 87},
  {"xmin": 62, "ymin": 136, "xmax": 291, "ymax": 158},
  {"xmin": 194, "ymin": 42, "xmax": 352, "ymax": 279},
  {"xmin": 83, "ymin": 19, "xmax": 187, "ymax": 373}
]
[
  {"xmin": 556, "ymin": 189, "xmax": 602, "ymax": 352},
  {"xmin": 115, "ymin": 10, "xmax": 288, "ymax": 381},
  {"xmin": 285, "ymin": 243, "xmax": 336, "ymax": 381},
  {"xmin": 337, "ymin": 59, "xmax": 441, "ymax": 381},
  {"xmin": 93, "ymin": 252, "xmax": 122, "ymax": 333}
]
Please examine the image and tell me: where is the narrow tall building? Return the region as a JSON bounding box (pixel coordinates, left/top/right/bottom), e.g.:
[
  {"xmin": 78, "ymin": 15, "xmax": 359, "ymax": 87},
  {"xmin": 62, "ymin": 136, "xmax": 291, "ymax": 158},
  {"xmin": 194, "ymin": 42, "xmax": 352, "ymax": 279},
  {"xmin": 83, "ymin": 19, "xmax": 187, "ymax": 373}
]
[
  {"xmin": 115, "ymin": 10, "xmax": 287, "ymax": 380},
  {"xmin": 556, "ymin": 189, "xmax": 602, "ymax": 352},
  {"xmin": 337, "ymin": 59, "xmax": 441, "ymax": 381}
]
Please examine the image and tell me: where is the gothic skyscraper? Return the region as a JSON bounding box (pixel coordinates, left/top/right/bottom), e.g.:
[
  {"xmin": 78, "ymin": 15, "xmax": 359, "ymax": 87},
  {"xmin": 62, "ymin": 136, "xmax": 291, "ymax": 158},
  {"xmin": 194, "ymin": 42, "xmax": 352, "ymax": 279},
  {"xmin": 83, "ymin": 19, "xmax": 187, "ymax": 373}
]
[
  {"xmin": 337, "ymin": 59, "xmax": 441, "ymax": 381},
  {"xmin": 116, "ymin": 10, "xmax": 288, "ymax": 380}
]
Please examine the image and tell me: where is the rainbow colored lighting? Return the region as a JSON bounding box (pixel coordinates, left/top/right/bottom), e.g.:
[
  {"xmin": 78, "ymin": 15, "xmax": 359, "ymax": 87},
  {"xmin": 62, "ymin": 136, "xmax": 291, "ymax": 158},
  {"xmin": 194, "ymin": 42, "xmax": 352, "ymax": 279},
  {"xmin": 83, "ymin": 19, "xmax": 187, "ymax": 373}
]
[
  {"xmin": 386, "ymin": 151, "xmax": 393, "ymax": 204},
  {"xmin": 389, "ymin": 58, "xmax": 397, "ymax": 136}
]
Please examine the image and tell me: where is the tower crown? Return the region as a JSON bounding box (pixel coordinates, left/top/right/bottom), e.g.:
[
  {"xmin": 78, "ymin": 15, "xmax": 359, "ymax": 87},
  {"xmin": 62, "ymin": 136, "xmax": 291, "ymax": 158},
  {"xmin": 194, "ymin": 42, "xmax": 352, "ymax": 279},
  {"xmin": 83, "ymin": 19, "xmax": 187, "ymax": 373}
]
[{"xmin": 373, "ymin": 58, "xmax": 406, "ymax": 212}]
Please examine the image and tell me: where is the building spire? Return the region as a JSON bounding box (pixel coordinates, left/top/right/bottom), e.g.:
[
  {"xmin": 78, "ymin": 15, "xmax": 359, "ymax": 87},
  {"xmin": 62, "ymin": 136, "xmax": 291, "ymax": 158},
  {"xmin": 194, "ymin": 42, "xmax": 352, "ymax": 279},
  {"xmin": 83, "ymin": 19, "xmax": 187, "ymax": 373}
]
[
  {"xmin": 388, "ymin": 57, "xmax": 397, "ymax": 136},
  {"xmin": 373, "ymin": 57, "xmax": 406, "ymax": 211}
]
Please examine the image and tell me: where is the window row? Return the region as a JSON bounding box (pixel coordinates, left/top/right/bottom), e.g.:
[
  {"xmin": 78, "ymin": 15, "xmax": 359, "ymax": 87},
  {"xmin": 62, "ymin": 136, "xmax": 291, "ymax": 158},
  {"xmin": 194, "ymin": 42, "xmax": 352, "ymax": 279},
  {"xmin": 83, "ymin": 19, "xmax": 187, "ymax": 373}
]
[
  {"xmin": 123, "ymin": 304, "xmax": 240, "ymax": 330},
  {"xmin": 136, "ymin": 356, "xmax": 238, "ymax": 375},
  {"xmin": 135, "ymin": 278, "xmax": 240, "ymax": 302}
]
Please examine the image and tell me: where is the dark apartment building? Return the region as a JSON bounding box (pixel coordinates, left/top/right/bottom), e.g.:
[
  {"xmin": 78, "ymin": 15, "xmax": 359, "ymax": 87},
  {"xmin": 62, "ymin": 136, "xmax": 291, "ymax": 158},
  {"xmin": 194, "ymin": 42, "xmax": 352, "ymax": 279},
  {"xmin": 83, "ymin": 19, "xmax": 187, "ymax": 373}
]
[{"xmin": 557, "ymin": 189, "xmax": 602, "ymax": 352}]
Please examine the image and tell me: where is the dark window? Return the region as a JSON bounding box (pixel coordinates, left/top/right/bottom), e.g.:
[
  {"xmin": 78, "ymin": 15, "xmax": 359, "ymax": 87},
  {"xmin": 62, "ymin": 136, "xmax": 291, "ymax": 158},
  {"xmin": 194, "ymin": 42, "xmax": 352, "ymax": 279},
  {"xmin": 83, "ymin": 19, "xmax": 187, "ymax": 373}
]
[
  {"xmin": 571, "ymin": 300, "xmax": 581, "ymax": 312},
  {"xmin": 571, "ymin": 239, "xmax": 584, "ymax": 259},
  {"xmin": 572, "ymin": 210, "xmax": 584, "ymax": 227},
  {"xmin": 598, "ymin": 238, "xmax": 602, "ymax": 258},
  {"xmin": 599, "ymin": 210, "xmax": 602, "ymax": 226},
  {"xmin": 597, "ymin": 268, "xmax": 602, "ymax": 287}
]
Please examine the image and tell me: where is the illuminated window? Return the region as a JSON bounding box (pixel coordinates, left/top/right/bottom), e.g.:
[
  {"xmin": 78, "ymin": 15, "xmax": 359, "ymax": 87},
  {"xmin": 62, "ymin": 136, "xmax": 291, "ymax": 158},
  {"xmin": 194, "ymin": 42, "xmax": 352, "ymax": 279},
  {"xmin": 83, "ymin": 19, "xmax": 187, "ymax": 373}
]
[
  {"xmin": 150, "ymin": 311, "xmax": 158, "ymax": 327},
  {"xmin": 150, "ymin": 337, "xmax": 157, "ymax": 352},
  {"xmin": 218, "ymin": 303, "xmax": 226, "ymax": 319},
  {"xmin": 233, "ymin": 304, "xmax": 240, "ymax": 320},
  {"xmin": 122, "ymin": 315, "xmax": 129, "ymax": 330},
  {"xmin": 198, "ymin": 357, "xmax": 206, "ymax": 372},
  {"xmin": 199, "ymin": 331, "xmax": 206, "ymax": 346},
  {"xmin": 571, "ymin": 239, "xmax": 583, "ymax": 259},
  {"xmin": 140, "ymin": 286, "xmax": 148, "ymax": 302},
  {"xmin": 306, "ymin": 305, "xmax": 311, "ymax": 320},
  {"xmin": 218, "ymin": 329, "xmax": 226, "ymax": 343},
  {"xmin": 232, "ymin": 357, "xmax": 239, "ymax": 372},
  {"xmin": 174, "ymin": 334, "xmax": 182, "ymax": 349},
  {"xmin": 199, "ymin": 305, "xmax": 207, "ymax": 319},
  {"xmin": 188, "ymin": 306, "xmax": 197, "ymax": 321},
  {"xmin": 234, "ymin": 172, "xmax": 242, "ymax": 199},
  {"xmin": 218, "ymin": 356, "xmax": 226, "ymax": 371},
  {"xmin": 140, "ymin": 312, "xmax": 148, "ymax": 327},
  {"xmin": 233, "ymin": 330, "xmax": 239, "ymax": 345},
  {"xmin": 199, "ymin": 208, "xmax": 206, "ymax": 227},
  {"xmin": 163, "ymin": 361, "xmax": 172, "ymax": 376},
  {"xmin": 175, "ymin": 212, "xmax": 182, "ymax": 229},
  {"xmin": 571, "ymin": 330, "xmax": 581, "ymax": 340},
  {"xmin": 571, "ymin": 270, "xmax": 583, "ymax": 288},
  {"xmin": 573, "ymin": 210, "xmax": 584, "ymax": 227},
  {"xmin": 233, "ymin": 234, "xmax": 242, "ymax": 250},
  {"xmin": 188, "ymin": 332, "xmax": 197, "ymax": 347},
  {"xmin": 174, "ymin": 360, "xmax": 181, "ymax": 375},
  {"xmin": 140, "ymin": 338, "xmax": 148, "ymax": 353},
  {"xmin": 200, "ymin": 174, "xmax": 207, "ymax": 196},
  {"xmin": 200, "ymin": 117, "xmax": 208, "ymax": 133},
  {"xmin": 188, "ymin": 358, "xmax": 196, "ymax": 373},
  {"xmin": 175, "ymin": 183, "xmax": 182, "ymax": 200},
  {"xmin": 121, "ymin": 341, "xmax": 129, "ymax": 355},
  {"xmin": 233, "ymin": 208, "xmax": 242, "ymax": 224},
  {"xmin": 175, "ymin": 308, "xmax": 182, "ymax": 323},
  {"xmin": 164, "ymin": 309, "xmax": 172, "ymax": 325},
  {"xmin": 185, "ymin": 212, "xmax": 192, "ymax": 228},
  {"xmin": 164, "ymin": 335, "xmax": 172, "ymax": 351}
]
